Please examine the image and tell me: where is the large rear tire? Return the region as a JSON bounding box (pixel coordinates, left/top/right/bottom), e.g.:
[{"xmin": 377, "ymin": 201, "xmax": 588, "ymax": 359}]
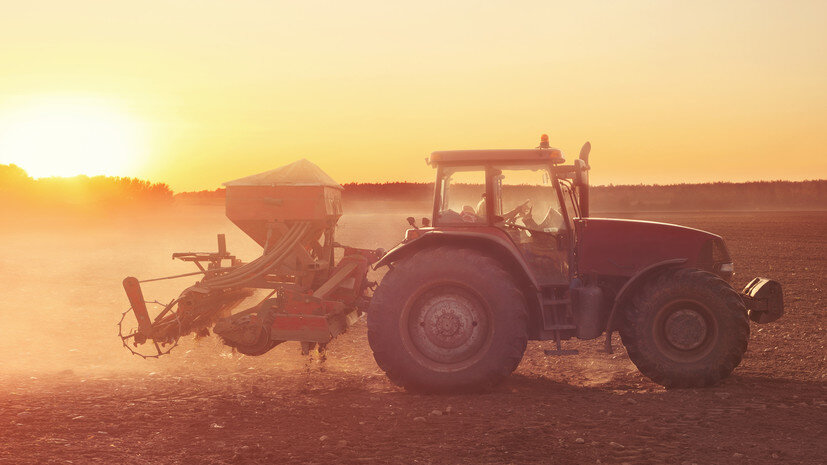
[
  {"xmin": 619, "ymin": 268, "xmax": 749, "ymax": 388},
  {"xmin": 368, "ymin": 247, "xmax": 528, "ymax": 393}
]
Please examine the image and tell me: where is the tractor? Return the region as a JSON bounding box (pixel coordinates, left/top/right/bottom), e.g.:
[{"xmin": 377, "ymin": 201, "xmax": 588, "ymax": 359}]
[{"xmin": 366, "ymin": 135, "xmax": 783, "ymax": 392}]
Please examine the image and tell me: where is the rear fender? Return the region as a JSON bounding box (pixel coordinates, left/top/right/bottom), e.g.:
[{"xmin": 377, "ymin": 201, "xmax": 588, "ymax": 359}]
[
  {"xmin": 375, "ymin": 231, "xmax": 548, "ymax": 339},
  {"xmin": 374, "ymin": 230, "xmax": 539, "ymax": 290}
]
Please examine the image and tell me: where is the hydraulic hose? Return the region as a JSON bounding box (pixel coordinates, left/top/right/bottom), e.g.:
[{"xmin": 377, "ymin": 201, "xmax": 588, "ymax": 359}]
[
  {"xmin": 211, "ymin": 222, "xmax": 306, "ymax": 282},
  {"xmin": 200, "ymin": 221, "xmax": 311, "ymax": 289},
  {"xmin": 204, "ymin": 227, "xmax": 296, "ymax": 284},
  {"xmin": 202, "ymin": 223, "xmax": 304, "ymax": 288}
]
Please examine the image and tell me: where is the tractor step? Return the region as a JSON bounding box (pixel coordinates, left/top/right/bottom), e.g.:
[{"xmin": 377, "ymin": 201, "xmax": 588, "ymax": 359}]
[
  {"xmin": 544, "ymin": 349, "xmax": 579, "ymax": 356},
  {"xmin": 544, "ymin": 324, "xmax": 576, "ymax": 330}
]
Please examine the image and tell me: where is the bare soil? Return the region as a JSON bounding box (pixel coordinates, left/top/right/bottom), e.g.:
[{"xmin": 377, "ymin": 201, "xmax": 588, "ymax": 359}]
[{"xmin": 0, "ymin": 210, "xmax": 824, "ymax": 464}]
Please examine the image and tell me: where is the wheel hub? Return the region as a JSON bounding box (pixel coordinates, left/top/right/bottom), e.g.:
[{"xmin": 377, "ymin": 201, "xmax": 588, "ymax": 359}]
[
  {"xmin": 407, "ymin": 287, "xmax": 489, "ymax": 365},
  {"xmin": 434, "ymin": 312, "xmax": 462, "ymax": 337},
  {"xmin": 420, "ymin": 296, "xmax": 477, "ymax": 349},
  {"xmin": 664, "ymin": 309, "xmax": 708, "ymax": 350}
]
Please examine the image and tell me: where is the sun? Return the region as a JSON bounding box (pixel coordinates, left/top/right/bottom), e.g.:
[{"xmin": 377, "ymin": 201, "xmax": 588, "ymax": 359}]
[{"xmin": 0, "ymin": 98, "xmax": 145, "ymax": 178}]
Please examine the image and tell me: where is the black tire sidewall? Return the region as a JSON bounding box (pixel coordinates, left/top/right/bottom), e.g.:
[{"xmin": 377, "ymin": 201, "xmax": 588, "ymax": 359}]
[
  {"xmin": 620, "ymin": 269, "xmax": 749, "ymax": 388},
  {"xmin": 368, "ymin": 247, "xmax": 527, "ymax": 392}
]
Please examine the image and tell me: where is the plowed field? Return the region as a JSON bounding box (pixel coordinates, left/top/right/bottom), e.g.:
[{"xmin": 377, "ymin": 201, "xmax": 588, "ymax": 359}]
[{"xmin": 1, "ymin": 210, "xmax": 824, "ymax": 464}]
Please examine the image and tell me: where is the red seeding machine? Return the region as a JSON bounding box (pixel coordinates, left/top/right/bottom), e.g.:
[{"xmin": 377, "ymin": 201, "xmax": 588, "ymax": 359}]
[
  {"xmin": 120, "ymin": 159, "xmax": 383, "ymax": 358},
  {"xmin": 121, "ymin": 136, "xmax": 783, "ymax": 392}
]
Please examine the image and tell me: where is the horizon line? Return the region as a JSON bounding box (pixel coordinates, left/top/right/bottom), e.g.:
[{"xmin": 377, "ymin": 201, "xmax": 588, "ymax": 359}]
[{"xmin": 2, "ymin": 162, "xmax": 825, "ymax": 194}]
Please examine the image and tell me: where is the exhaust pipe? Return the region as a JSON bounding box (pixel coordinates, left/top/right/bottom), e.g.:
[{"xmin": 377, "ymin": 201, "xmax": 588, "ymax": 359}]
[{"xmin": 577, "ymin": 141, "xmax": 591, "ymax": 218}]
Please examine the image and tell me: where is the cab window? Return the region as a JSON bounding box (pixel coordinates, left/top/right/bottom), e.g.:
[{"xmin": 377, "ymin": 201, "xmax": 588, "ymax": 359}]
[
  {"xmin": 435, "ymin": 166, "xmax": 487, "ymax": 225},
  {"xmin": 494, "ymin": 166, "xmax": 565, "ymax": 232}
]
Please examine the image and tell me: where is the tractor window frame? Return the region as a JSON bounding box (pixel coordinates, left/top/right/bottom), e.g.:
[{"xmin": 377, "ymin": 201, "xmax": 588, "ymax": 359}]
[
  {"xmin": 558, "ymin": 178, "xmax": 579, "ymax": 224},
  {"xmin": 550, "ymin": 174, "xmax": 572, "ymax": 233}
]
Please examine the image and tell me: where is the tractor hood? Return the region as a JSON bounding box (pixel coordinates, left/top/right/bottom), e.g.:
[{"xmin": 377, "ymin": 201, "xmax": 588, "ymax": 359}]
[{"xmin": 575, "ymin": 218, "xmax": 730, "ymax": 277}]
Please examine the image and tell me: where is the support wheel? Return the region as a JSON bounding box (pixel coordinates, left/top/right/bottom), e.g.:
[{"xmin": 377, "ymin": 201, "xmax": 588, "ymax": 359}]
[
  {"xmin": 233, "ymin": 327, "xmax": 279, "ymax": 356},
  {"xmin": 214, "ymin": 311, "xmax": 281, "ymax": 356},
  {"xmin": 368, "ymin": 247, "xmax": 528, "ymax": 393},
  {"xmin": 620, "ymin": 268, "xmax": 749, "ymax": 388}
]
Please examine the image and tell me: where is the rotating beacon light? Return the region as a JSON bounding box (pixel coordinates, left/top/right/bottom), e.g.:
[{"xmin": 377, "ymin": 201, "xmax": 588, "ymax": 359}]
[{"xmin": 538, "ymin": 134, "xmax": 550, "ymax": 149}]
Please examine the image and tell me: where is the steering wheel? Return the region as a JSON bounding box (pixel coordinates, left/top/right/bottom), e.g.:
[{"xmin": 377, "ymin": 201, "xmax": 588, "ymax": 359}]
[
  {"xmin": 502, "ymin": 201, "xmax": 533, "ymax": 238},
  {"xmin": 518, "ymin": 199, "xmax": 532, "ymax": 216},
  {"xmin": 504, "ymin": 199, "xmax": 532, "ymax": 224}
]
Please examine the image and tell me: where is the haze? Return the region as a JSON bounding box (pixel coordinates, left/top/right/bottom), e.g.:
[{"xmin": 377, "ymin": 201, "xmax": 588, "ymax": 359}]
[{"xmin": 0, "ymin": 1, "xmax": 825, "ymax": 190}]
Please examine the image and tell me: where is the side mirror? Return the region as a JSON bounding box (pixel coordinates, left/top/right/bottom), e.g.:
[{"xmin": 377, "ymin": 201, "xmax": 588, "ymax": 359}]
[{"xmin": 406, "ymin": 217, "xmax": 419, "ymax": 229}]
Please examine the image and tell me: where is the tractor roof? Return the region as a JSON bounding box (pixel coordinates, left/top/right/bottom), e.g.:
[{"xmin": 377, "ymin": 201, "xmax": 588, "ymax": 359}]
[{"xmin": 429, "ymin": 148, "xmax": 565, "ymax": 165}]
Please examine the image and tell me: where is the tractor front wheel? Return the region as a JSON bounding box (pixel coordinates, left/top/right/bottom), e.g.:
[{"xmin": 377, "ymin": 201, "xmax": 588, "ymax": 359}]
[
  {"xmin": 620, "ymin": 268, "xmax": 749, "ymax": 388},
  {"xmin": 368, "ymin": 247, "xmax": 528, "ymax": 393}
]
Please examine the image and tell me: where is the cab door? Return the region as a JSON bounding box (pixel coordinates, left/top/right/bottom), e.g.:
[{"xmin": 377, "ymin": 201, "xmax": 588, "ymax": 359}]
[{"xmin": 492, "ymin": 166, "xmax": 571, "ymax": 286}]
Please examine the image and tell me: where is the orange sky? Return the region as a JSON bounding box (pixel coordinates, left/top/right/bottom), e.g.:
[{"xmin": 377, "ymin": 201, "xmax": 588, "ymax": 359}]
[{"xmin": 0, "ymin": 1, "xmax": 825, "ymax": 191}]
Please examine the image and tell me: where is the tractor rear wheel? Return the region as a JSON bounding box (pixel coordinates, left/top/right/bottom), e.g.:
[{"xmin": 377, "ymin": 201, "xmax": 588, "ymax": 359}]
[
  {"xmin": 368, "ymin": 247, "xmax": 528, "ymax": 393},
  {"xmin": 620, "ymin": 268, "xmax": 749, "ymax": 388}
]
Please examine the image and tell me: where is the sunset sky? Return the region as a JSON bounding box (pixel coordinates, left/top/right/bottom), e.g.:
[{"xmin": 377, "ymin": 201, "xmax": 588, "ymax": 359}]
[{"xmin": 0, "ymin": 1, "xmax": 825, "ymax": 191}]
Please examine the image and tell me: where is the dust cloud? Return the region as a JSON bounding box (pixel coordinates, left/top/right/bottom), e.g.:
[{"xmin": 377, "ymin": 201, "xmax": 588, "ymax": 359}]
[{"xmin": 0, "ymin": 204, "xmax": 420, "ymax": 377}]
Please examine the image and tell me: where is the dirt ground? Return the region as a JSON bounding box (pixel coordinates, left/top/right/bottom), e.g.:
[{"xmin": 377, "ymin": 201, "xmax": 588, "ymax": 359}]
[{"xmin": 0, "ymin": 209, "xmax": 824, "ymax": 464}]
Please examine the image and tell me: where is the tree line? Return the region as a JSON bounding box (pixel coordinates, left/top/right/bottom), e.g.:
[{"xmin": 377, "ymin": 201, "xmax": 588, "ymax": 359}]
[
  {"xmin": 0, "ymin": 164, "xmax": 173, "ymax": 213},
  {"xmin": 2, "ymin": 163, "xmax": 824, "ymax": 213}
]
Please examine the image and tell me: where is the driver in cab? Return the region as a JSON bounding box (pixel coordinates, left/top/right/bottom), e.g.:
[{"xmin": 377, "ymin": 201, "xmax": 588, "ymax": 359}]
[
  {"xmin": 475, "ymin": 194, "xmax": 563, "ymax": 232},
  {"xmin": 473, "ymin": 194, "xmax": 530, "ymax": 223}
]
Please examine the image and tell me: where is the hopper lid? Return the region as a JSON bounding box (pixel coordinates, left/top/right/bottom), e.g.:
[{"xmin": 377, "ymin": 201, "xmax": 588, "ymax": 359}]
[{"xmin": 223, "ymin": 158, "xmax": 343, "ymax": 190}]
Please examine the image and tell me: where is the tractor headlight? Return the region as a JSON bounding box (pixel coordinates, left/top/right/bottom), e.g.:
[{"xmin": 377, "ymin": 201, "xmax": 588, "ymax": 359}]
[
  {"xmin": 700, "ymin": 238, "xmax": 734, "ymax": 281},
  {"xmin": 717, "ymin": 262, "xmax": 735, "ymax": 281}
]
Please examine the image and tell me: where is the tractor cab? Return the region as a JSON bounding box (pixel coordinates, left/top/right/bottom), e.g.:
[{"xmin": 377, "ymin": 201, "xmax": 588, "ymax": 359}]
[{"xmin": 424, "ymin": 136, "xmax": 590, "ymax": 285}]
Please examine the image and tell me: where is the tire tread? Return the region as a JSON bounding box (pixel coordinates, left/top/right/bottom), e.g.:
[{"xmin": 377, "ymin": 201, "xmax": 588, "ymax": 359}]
[
  {"xmin": 368, "ymin": 246, "xmax": 528, "ymax": 392},
  {"xmin": 620, "ymin": 267, "xmax": 749, "ymax": 388}
]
